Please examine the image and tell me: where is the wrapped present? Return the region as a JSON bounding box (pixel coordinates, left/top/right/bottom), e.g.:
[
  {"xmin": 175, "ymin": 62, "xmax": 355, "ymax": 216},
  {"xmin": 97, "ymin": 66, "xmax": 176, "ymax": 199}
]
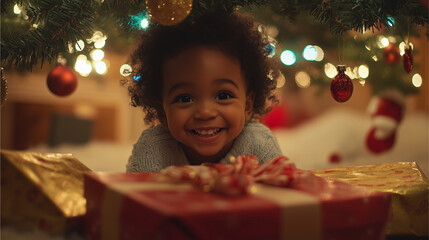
[
  {"xmin": 312, "ymin": 161, "xmax": 429, "ymax": 237},
  {"xmin": 85, "ymin": 156, "xmax": 391, "ymax": 240},
  {"xmin": 1, "ymin": 149, "xmax": 91, "ymax": 234}
]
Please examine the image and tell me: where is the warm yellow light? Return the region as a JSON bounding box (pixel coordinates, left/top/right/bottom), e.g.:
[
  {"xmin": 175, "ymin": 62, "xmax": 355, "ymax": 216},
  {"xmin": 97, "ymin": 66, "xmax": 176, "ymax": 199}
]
[
  {"xmin": 314, "ymin": 45, "xmax": 324, "ymax": 62},
  {"xmin": 94, "ymin": 37, "xmax": 107, "ymax": 49},
  {"xmin": 377, "ymin": 36, "xmax": 389, "ymax": 48},
  {"xmin": 94, "ymin": 61, "xmax": 107, "ymax": 75},
  {"xmin": 276, "ymin": 73, "xmax": 286, "ymax": 88},
  {"xmin": 324, "ymin": 63, "xmax": 337, "ymax": 78},
  {"xmin": 13, "ymin": 4, "xmax": 21, "ymax": 14},
  {"xmin": 399, "ymin": 41, "xmax": 414, "ymax": 56},
  {"xmin": 75, "ymin": 40, "xmax": 85, "ymax": 51},
  {"xmin": 358, "ymin": 65, "xmax": 369, "ymax": 78},
  {"xmin": 120, "ymin": 64, "xmax": 133, "ymax": 77},
  {"xmin": 295, "ymin": 71, "xmax": 311, "ymax": 88},
  {"xmin": 75, "ymin": 55, "xmax": 92, "ymax": 76},
  {"xmin": 412, "ymin": 74, "xmax": 422, "ymax": 88},
  {"xmin": 90, "ymin": 49, "xmax": 104, "ymax": 61}
]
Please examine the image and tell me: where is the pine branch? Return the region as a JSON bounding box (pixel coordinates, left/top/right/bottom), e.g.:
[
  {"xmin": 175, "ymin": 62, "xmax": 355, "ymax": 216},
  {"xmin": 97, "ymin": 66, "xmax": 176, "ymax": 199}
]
[
  {"xmin": 1, "ymin": 0, "xmax": 95, "ymax": 71},
  {"xmin": 1, "ymin": 0, "xmax": 427, "ymax": 71}
]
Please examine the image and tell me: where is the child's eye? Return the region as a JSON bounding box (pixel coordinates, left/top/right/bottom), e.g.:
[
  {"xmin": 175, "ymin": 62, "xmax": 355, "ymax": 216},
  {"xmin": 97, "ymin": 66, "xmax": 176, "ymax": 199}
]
[
  {"xmin": 216, "ymin": 91, "xmax": 234, "ymax": 100},
  {"xmin": 174, "ymin": 95, "xmax": 193, "ymax": 103}
]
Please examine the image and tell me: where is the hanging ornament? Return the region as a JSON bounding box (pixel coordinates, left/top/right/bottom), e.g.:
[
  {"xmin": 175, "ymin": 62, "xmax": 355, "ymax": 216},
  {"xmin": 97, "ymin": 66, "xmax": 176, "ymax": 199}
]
[
  {"xmin": 402, "ymin": 44, "xmax": 413, "ymax": 73},
  {"xmin": 365, "ymin": 89, "xmax": 405, "ymax": 154},
  {"xmin": 382, "ymin": 44, "xmax": 401, "ymax": 65},
  {"xmin": 330, "ymin": 65, "xmax": 353, "ymax": 102},
  {"xmin": 47, "ymin": 65, "xmax": 78, "ymax": 96},
  {"xmin": 1, "ymin": 67, "xmax": 8, "ymax": 107},
  {"xmin": 145, "ymin": 0, "xmax": 193, "ymax": 26}
]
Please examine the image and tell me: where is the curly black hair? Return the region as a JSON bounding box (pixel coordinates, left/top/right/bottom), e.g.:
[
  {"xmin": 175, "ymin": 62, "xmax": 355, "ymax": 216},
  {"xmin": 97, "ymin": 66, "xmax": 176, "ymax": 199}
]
[{"xmin": 124, "ymin": 12, "xmax": 279, "ymax": 125}]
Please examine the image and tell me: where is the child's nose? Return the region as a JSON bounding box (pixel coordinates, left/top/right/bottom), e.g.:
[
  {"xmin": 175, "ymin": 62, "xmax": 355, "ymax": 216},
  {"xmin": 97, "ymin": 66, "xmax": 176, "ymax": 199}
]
[{"xmin": 194, "ymin": 101, "xmax": 217, "ymax": 120}]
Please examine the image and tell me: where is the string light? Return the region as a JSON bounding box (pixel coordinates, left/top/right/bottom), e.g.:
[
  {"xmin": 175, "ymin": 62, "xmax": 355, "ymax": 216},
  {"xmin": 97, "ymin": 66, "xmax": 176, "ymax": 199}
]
[
  {"xmin": 94, "ymin": 61, "xmax": 107, "ymax": 75},
  {"xmin": 358, "ymin": 65, "xmax": 369, "ymax": 78},
  {"xmin": 75, "ymin": 55, "xmax": 92, "ymax": 76},
  {"xmin": 280, "ymin": 50, "xmax": 296, "ymax": 65},
  {"xmin": 399, "ymin": 41, "xmax": 414, "ymax": 56},
  {"xmin": 13, "ymin": 4, "xmax": 21, "ymax": 14},
  {"xmin": 75, "ymin": 40, "xmax": 85, "ymax": 51},
  {"xmin": 295, "ymin": 71, "xmax": 311, "ymax": 88},
  {"xmin": 276, "ymin": 73, "xmax": 286, "ymax": 88},
  {"xmin": 412, "ymin": 74, "xmax": 422, "ymax": 88},
  {"xmin": 324, "ymin": 63, "xmax": 337, "ymax": 78},
  {"xmin": 90, "ymin": 49, "xmax": 104, "ymax": 61},
  {"xmin": 313, "ymin": 45, "xmax": 324, "ymax": 61},
  {"xmin": 303, "ymin": 45, "xmax": 317, "ymax": 61},
  {"xmin": 120, "ymin": 64, "xmax": 133, "ymax": 77}
]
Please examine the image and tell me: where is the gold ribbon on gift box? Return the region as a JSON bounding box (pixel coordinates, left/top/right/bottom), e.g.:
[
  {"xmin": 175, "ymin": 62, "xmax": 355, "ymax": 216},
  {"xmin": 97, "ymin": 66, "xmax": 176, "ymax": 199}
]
[
  {"xmin": 312, "ymin": 162, "xmax": 429, "ymax": 237},
  {"xmin": 1, "ymin": 149, "xmax": 91, "ymax": 234}
]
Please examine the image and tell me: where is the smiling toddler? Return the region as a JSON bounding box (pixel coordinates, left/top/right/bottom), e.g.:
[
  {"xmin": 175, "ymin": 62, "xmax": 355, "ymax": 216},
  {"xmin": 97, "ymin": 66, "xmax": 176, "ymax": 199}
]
[{"xmin": 125, "ymin": 12, "xmax": 283, "ymax": 172}]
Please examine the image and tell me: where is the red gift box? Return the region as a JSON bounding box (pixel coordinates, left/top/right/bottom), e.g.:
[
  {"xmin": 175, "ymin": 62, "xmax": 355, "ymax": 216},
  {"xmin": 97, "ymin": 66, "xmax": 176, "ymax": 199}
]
[{"xmin": 85, "ymin": 167, "xmax": 391, "ymax": 240}]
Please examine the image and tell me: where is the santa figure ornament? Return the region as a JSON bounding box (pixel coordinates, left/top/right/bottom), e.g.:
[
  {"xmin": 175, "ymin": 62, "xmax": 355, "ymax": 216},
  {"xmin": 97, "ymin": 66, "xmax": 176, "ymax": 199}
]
[{"xmin": 365, "ymin": 89, "xmax": 405, "ymax": 154}]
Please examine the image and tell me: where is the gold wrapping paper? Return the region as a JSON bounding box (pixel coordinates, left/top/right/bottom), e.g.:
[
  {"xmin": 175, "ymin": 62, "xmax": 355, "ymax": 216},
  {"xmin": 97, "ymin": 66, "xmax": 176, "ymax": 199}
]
[
  {"xmin": 1, "ymin": 149, "xmax": 91, "ymax": 234},
  {"xmin": 312, "ymin": 162, "xmax": 428, "ymax": 237}
]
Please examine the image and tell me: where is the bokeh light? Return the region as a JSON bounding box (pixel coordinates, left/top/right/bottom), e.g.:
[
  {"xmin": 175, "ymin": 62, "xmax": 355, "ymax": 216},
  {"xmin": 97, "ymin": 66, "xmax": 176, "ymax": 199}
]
[
  {"xmin": 120, "ymin": 64, "xmax": 133, "ymax": 77},
  {"xmin": 94, "ymin": 61, "xmax": 107, "ymax": 75},
  {"xmin": 280, "ymin": 50, "xmax": 296, "ymax": 65},
  {"xmin": 313, "ymin": 45, "xmax": 324, "ymax": 61},
  {"xmin": 324, "ymin": 63, "xmax": 337, "ymax": 78},
  {"xmin": 75, "ymin": 40, "xmax": 85, "ymax": 51},
  {"xmin": 412, "ymin": 74, "xmax": 422, "ymax": 88},
  {"xmin": 295, "ymin": 71, "xmax": 311, "ymax": 88},
  {"xmin": 90, "ymin": 49, "xmax": 104, "ymax": 61},
  {"xmin": 358, "ymin": 65, "xmax": 369, "ymax": 78},
  {"xmin": 303, "ymin": 45, "xmax": 317, "ymax": 61}
]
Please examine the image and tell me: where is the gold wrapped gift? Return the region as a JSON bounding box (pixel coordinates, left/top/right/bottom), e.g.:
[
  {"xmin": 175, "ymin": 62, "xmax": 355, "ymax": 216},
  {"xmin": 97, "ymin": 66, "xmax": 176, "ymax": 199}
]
[
  {"xmin": 312, "ymin": 162, "xmax": 428, "ymax": 237},
  {"xmin": 1, "ymin": 149, "xmax": 91, "ymax": 234}
]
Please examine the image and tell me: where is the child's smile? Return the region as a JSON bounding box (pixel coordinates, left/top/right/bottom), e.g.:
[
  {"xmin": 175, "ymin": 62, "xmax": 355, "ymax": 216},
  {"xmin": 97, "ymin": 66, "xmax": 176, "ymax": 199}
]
[{"xmin": 161, "ymin": 46, "xmax": 254, "ymax": 165}]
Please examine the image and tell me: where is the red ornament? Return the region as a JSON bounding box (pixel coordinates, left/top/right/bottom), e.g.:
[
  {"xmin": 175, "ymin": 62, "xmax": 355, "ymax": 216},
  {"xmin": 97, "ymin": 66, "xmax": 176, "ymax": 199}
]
[
  {"xmin": 402, "ymin": 45, "xmax": 413, "ymax": 73},
  {"xmin": 47, "ymin": 65, "xmax": 78, "ymax": 96},
  {"xmin": 382, "ymin": 44, "xmax": 400, "ymax": 65},
  {"xmin": 328, "ymin": 153, "xmax": 342, "ymax": 164},
  {"xmin": 330, "ymin": 65, "xmax": 353, "ymax": 102}
]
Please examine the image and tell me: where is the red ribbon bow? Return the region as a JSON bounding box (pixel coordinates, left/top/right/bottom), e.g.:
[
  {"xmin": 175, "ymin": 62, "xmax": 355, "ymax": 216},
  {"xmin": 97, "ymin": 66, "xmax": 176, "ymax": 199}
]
[{"xmin": 161, "ymin": 155, "xmax": 315, "ymax": 196}]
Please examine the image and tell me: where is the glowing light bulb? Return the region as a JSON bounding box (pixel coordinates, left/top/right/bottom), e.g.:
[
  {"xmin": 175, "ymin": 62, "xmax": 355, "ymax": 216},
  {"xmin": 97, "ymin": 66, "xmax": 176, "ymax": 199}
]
[
  {"xmin": 377, "ymin": 36, "xmax": 389, "ymax": 48},
  {"xmin": 141, "ymin": 18, "xmax": 149, "ymax": 29},
  {"xmin": 120, "ymin": 64, "xmax": 133, "ymax": 77},
  {"xmin": 90, "ymin": 49, "xmax": 104, "ymax": 61},
  {"xmin": 13, "ymin": 4, "xmax": 21, "ymax": 14},
  {"xmin": 303, "ymin": 45, "xmax": 317, "ymax": 61},
  {"xmin": 75, "ymin": 40, "xmax": 85, "ymax": 51},
  {"xmin": 295, "ymin": 71, "xmax": 311, "ymax": 88},
  {"xmin": 94, "ymin": 61, "xmax": 107, "ymax": 75},
  {"xmin": 358, "ymin": 65, "xmax": 369, "ymax": 78},
  {"xmin": 94, "ymin": 36, "xmax": 107, "ymax": 49},
  {"xmin": 280, "ymin": 50, "xmax": 296, "ymax": 65},
  {"xmin": 313, "ymin": 45, "xmax": 324, "ymax": 61},
  {"xmin": 276, "ymin": 73, "xmax": 286, "ymax": 88},
  {"xmin": 399, "ymin": 41, "xmax": 414, "ymax": 56},
  {"xmin": 412, "ymin": 74, "xmax": 422, "ymax": 88},
  {"xmin": 75, "ymin": 56, "xmax": 92, "ymax": 77},
  {"xmin": 324, "ymin": 63, "xmax": 337, "ymax": 78}
]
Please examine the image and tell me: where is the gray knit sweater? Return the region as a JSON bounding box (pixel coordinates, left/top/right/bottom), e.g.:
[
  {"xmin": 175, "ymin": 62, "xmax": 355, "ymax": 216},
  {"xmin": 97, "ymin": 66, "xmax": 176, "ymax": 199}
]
[{"xmin": 126, "ymin": 121, "xmax": 283, "ymax": 172}]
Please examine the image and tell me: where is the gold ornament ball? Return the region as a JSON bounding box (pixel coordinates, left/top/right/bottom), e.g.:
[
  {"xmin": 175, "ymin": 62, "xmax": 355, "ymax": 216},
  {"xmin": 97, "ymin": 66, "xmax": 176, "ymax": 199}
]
[{"xmin": 146, "ymin": 0, "xmax": 193, "ymax": 26}]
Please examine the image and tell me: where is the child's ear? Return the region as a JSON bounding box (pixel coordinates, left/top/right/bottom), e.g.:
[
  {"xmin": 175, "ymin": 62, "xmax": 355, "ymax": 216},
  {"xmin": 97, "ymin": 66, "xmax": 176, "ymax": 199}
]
[{"xmin": 245, "ymin": 92, "xmax": 255, "ymax": 121}]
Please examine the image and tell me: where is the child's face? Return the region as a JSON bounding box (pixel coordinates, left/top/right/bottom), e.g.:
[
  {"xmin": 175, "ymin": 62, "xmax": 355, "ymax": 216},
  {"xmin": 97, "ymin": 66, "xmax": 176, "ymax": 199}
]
[{"xmin": 161, "ymin": 46, "xmax": 253, "ymax": 164}]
